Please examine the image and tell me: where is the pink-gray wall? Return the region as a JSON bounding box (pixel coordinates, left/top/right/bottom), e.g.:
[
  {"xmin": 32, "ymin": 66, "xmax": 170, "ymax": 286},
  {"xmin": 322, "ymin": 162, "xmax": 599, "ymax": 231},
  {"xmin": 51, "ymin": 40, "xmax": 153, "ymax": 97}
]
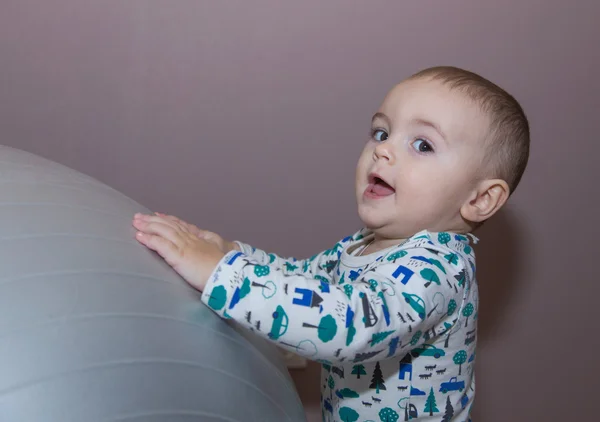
[{"xmin": 1, "ymin": 1, "xmax": 598, "ymax": 421}]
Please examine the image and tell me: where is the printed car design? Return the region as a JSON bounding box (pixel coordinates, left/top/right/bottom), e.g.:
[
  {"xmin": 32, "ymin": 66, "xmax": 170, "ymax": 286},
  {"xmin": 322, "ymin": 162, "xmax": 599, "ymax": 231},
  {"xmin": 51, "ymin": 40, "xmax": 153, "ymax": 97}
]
[
  {"xmin": 411, "ymin": 344, "xmax": 445, "ymax": 359},
  {"xmin": 268, "ymin": 305, "xmax": 289, "ymax": 340},
  {"xmin": 439, "ymin": 377, "xmax": 465, "ymax": 394},
  {"xmin": 402, "ymin": 292, "xmax": 426, "ymax": 320}
]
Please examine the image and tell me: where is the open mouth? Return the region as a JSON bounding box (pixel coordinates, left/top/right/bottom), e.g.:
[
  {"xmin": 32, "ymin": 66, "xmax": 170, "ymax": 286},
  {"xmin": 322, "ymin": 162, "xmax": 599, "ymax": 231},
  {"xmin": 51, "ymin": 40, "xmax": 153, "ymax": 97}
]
[{"xmin": 366, "ymin": 174, "xmax": 395, "ymax": 197}]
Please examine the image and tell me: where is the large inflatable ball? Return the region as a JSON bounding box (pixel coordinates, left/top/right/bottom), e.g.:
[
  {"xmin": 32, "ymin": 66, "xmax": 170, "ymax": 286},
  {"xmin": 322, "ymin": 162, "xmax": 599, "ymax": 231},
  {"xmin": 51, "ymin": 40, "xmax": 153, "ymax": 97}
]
[{"xmin": 0, "ymin": 145, "xmax": 306, "ymax": 422}]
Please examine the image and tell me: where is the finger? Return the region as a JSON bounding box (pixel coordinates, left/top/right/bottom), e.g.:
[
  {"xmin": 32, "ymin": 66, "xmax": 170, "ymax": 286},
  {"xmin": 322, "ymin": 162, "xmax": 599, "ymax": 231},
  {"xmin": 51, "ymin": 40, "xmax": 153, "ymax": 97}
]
[
  {"xmin": 135, "ymin": 214, "xmax": 183, "ymax": 233},
  {"xmin": 135, "ymin": 231, "xmax": 180, "ymax": 265},
  {"xmin": 133, "ymin": 218, "xmax": 185, "ymax": 247},
  {"xmin": 154, "ymin": 213, "xmax": 204, "ymax": 237}
]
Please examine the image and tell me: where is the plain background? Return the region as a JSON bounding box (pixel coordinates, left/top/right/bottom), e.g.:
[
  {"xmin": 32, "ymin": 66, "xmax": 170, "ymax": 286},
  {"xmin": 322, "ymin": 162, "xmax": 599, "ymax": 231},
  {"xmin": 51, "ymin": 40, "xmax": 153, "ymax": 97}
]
[{"xmin": 1, "ymin": 1, "xmax": 598, "ymax": 421}]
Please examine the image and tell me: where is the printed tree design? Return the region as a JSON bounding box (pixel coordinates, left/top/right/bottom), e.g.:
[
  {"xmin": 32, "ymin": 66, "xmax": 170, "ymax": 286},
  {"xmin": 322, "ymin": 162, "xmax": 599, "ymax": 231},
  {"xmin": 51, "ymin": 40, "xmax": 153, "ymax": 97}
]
[
  {"xmin": 303, "ymin": 260, "xmax": 310, "ymax": 272},
  {"xmin": 438, "ymin": 232, "xmax": 451, "ymax": 246},
  {"xmin": 444, "ymin": 252, "xmax": 459, "ymax": 265},
  {"xmin": 339, "ymin": 388, "xmax": 359, "ymax": 398},
  {"xmin": 339, "ymin": 407, "xmax": 359, "ymax": 422},
  {"xmin": 424, "ymin": 387, "xmax": 439, "ymax": 416},
  {"xmin": 410, "ymin": 330, "xmax": 422, "ymax": 346},
  {"xmin": 302, "ymin": 315, "xmax": 338, "ymax": 343},
  {"xmin": 462, "ymin": 303, "xmax": 474, "ymax": 327},
  {"xmin": 447, "ymin": 299, "xmax": 457, "ymax": 316},
  {"xmin": 249, "ymin": 280, "xmax": 276, "ymax": 299},
  {"xmin": 369, "ymin": 330, "xmax": 395, "ymax": 347},
  {"xmin": 453, "ymin": 350, "xmax": 467, "ymax": 375},
  {"xmin": 369, "ymin": 361, "xmax": 387, "ymax": 393},
  {"xmin": 206, "ymin": 285, "xmax": 227, "ymax": 310},
  {"xmin": 239, "ymin": 277, "xmax": 251, "ymax": 298},
  {"xmin": 328, "ymin": 375, "xmax": 335, "ymax": 390},
  {"xmin": 346, "ymin": 322, "xmax": 356, "ymax": 346},
  {"xmin": 444, "ymin": 319, "xmax": 462, "ymax": 348},
  {"xmin": 464, "ymin": 244, "xmax": 472, "ymax": 255},
  {"xmin": 442, "ymin": 396, "xmax": 454, "ymax": 422},
  {"xmin": 351, "ymin": 364, "xmax": 366, "ymax": 379},
  {"xmin": 454, "ymin": 269, "xmax": 466, "ymax": 288},
  {"xmin": 429, "ymin": 258, "xmax": 447, "ymax": 274},
  {"xmin": 421, "ymin": 268, "xmax": 440, "ymax": 287},
  {"xmin": 343, "ymin": 284, "xmax": 353, "ymax": 299},
  {"xmin": 378, "ymin": 407, "xmax": 399, "ymax": 422},
  {"xmin": 254, "ymin": 265, "xmax": 270, "ymax": 277},
  {"xmin": 387, "ymin": 250, "xmax": 408, "ymax": 263},
  {"xmin": 284, "ymin": 262, "xmax": 298, "ymax": 272},
  {"xmin": 323, "ymin": 260, "xmax": 337, "ymax": 273},
  {"xmin": 295, "ymin": 339, "xmax": 318, "ymax": 357}
]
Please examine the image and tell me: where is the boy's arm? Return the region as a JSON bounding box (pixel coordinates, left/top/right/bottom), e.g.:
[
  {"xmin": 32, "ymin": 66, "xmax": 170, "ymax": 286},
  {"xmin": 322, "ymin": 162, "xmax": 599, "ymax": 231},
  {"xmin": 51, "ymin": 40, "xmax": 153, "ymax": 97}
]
[
  {"xmin": 201, "ymin": 243, "xmax": 469, "ymax": 364},
  {"xmin": 231, "ymin": 231, "xmax": 363, "ymax": 279}
]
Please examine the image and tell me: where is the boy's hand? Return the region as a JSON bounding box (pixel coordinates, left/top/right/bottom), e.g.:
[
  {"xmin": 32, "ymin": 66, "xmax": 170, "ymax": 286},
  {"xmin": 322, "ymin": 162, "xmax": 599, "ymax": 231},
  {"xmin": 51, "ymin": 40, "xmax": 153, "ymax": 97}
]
[
  {"xmin": 132, "ymin": 213, "xmax": 226, "ymax": 291},
  {"xmin": 153, "ymin": 212, "xmax": 240, "ymax": 254}
]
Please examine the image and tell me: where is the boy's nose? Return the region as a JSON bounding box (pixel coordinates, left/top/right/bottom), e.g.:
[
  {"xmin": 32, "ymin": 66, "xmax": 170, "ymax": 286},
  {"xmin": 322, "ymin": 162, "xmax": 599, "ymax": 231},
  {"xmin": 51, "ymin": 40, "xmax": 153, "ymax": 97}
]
[{"xmin": 373, "ymin": 142, "xmax": 395, "ymax": 164}]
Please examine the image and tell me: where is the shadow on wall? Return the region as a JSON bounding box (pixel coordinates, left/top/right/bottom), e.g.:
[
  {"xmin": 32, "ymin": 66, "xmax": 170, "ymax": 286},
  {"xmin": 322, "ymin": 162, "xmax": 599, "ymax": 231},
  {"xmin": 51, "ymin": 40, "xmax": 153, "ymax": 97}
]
[
  {"xmin": 290, "ymin": 208, "xmax": 529, "ymax": 421},
  {"xmin": 470, "ymin": 207, "xmax": 530, "ymax": 420},
  {"xmin": 473, "ymin": 207, "xmax": 528, "ymax": 347}
]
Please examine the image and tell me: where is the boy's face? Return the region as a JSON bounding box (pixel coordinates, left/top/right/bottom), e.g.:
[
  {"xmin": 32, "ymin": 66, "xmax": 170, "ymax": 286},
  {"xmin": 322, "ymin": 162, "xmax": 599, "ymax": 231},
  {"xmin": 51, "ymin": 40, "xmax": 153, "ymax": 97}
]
[{"xmin": 355, "ymin": 77, "xmax": 490, "ymax": 239}]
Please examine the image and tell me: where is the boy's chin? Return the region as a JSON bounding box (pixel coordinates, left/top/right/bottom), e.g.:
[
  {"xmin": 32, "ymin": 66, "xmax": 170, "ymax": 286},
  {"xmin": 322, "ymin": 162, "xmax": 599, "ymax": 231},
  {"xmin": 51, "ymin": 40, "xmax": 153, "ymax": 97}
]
[{"xmin": 357, "ymin": 207, "xmax": 388, "ymax": 230}]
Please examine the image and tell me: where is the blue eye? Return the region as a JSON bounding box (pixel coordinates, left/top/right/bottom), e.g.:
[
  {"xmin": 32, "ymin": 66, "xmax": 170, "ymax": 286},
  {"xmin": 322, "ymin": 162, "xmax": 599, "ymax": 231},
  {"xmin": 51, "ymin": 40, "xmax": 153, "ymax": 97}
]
[
  {"xmin": 372, "ymin": 129, "xmax": 389, "ymax": 142},
  {"xmin": 412, "ymin": 138, "xmax": 434, "ymax": 153}
]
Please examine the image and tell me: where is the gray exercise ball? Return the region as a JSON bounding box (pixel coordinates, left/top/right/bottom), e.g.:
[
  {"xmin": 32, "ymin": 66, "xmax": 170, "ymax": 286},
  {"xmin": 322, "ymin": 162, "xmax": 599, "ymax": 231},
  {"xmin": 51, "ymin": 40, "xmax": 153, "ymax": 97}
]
[{"xmin": 0, "ymin": 145, "xmax": 306, "ymax": 422}]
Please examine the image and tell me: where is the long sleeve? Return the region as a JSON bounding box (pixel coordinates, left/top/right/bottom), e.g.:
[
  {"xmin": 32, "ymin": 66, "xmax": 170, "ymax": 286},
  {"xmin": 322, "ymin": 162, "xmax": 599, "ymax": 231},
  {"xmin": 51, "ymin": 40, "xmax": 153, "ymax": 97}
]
[
  {"xmin": 200, "ymin": 240, "xmax": 470, "ymax": 365},
  {"xmin": 232, "ymin": 231, "xmax": 364, "ymax": 279}
]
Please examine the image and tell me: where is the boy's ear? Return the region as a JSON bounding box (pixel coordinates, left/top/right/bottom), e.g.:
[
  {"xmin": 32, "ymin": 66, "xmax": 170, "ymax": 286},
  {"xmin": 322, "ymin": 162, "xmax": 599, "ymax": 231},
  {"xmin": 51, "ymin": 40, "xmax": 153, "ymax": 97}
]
[{"xmin": 461, "ymin": 179, "xmax": 510, "ymax": 223}]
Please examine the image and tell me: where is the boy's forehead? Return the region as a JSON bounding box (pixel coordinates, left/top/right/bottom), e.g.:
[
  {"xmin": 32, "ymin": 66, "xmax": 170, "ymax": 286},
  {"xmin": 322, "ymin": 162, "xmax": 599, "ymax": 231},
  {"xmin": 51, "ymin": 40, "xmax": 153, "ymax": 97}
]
[{"xmin": 378, "ymin": 78, "xmax": 489, "ymax": 142}]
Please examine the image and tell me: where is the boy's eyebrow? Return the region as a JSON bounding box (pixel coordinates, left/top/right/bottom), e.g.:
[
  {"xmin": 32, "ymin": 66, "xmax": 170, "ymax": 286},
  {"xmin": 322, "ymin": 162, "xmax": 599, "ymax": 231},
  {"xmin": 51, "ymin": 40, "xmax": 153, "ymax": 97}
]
[
  {"xmin": 409, "ymin": 118, "xmax": 447, "ymax": 141},
  {"xmin": 371, "ymin": 112, "xmax": 391, "ymax": 126}
]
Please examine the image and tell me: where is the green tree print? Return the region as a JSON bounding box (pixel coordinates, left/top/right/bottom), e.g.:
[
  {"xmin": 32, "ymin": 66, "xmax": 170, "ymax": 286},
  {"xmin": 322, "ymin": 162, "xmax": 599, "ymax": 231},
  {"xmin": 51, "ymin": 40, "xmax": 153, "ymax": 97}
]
[
  {"xmin": 302, "ymin": 260, "xmax": 310, "ymax": 272},
  {"xmin": 339, "ymin": 388, "xmax": 359, "ymax": 398},
  {"xmin": 447, "ymin": 299, "xmax": 457, "ymax": 316},
  {"xmin": 302, "ymin": 315, "xmax": 338, "ymax": 343},
  {"xmin": 421, "ymin": 268, "xmax": 440, "ymax": 287},
  {"xmin": 378, "ymin": 407, "xmax": 399, "ymax": 422},
  {"xmin": 343, "ymin": 284, "xmax": 353, "ymax": 299},
  {"xmin": 284, "ymin": 262, "xmax": 298, "ymax": 272},
  {"xmin": 455, "ymin": 269, "xmax": 466, "ymax": 288},
  {"xmin": 454, "ymin": 350, "xmax": 467, "ymax": 375},
  {"xmin": 444, "ymin": 252, "xmax": 459, "ymax": 265},
  {"xmin": 369, "ymin": 330, "xmax": 395, "ymax": 347},
  {"xmin": 239, "ymin": 277, "xmax": 251, "ymax": 299},
  {"xmin": 351, "ymin": 364, "xmax": 366, "ymax": 379},
  {"xmin": 387, "ymin": 250, "xmax": 407, "ymax": 263},
  {"xmin": 368, "ymin": 279, "xmax": 378, "ymax": 291},
  {"xmin": 410, "ymin": 330, "xmax": 422, "ymax": 346},
  {"xmin": 429, "ymin": 258, "xmax": 447, "ymax": 274},
  {"xmin": 339, "ymin": 407, "xmax": 359, "ymax": 422},
  {"xmin": 369, "ymin": 361, "xmax": 387, "ymax": 393},
  {"xmin": 424, "ymin": 387, "xmax": 439, "ymax": 416},
  {"xmin": 328, "ymin": 375, "xmax": 335, "ymax": 390},
  {"xmin": 463, "ymin": 303, "xmax": 474, "ymax": 327},
  {"xmin": 254, "ymin": 265, "xmax": 270, "ymax": 277},
  {"xmin": 442, "ymin": 396, "xmax": 454, "ymax": 422},
  {"xmin": 438, "ymin": 232, "xmax": 451, "ymax": 246},
  {"xmin": 346, "ymin": 322, "xmax": 356, "ymax": 346},
  {"xmin": 207, "ymin": 285, "xmax": 227, "ymax": 310}
]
